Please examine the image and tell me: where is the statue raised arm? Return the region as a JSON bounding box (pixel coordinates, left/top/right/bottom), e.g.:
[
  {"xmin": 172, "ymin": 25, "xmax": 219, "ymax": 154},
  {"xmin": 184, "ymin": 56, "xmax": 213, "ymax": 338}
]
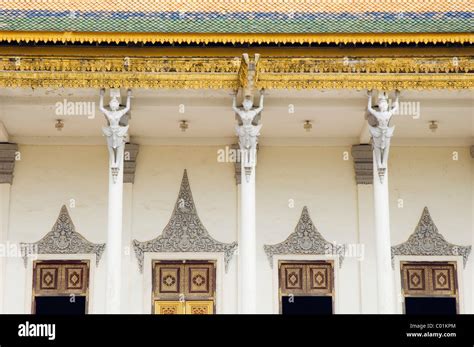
[
  {"xmin": 367, "ymin": 90, "xmax": 398, "ymax": 182},
  {"xmin": 100, "ymin": 89, "xmax": 132, "ymax": 181},
  {"xmin": 233, "ymin": 90, "xmax": 264, "ymax": 181}
]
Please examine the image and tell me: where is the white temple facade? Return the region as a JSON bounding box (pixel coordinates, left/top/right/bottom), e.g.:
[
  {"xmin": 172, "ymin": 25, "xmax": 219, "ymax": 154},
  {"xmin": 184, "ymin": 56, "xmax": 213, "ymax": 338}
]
[{"xmin": 0, "ymin": 88, "xmax": 472, "ymax": 314}]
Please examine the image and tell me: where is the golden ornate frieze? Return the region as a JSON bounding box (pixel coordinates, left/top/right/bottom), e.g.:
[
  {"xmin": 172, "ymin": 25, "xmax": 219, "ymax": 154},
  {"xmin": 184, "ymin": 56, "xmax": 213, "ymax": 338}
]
[
  {"xmin": 1, "ymin": 32, "xmax": 472, "ymax": 45},
  {"xmin": 0, "ymin": 55, "xmax": 472, "ymax": 90}
]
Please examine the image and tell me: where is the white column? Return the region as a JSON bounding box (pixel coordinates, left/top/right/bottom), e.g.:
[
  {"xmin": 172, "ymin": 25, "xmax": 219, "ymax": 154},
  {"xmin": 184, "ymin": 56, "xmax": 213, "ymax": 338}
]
[
  {"xmin": 239, "ymin": 162, "xmax": 256, "ymax": 314},
  {"xmin": 0, "ymin": 183, "xmax": 11, "ymax": 313},
  {"xmin": 105, "ymin": 145, "xmax": 124, "ymax": 313},
  {"xmin": 470, "ymin": 146, "xmax": 474, "ymax": 313},
  {"xmin": 356, "ymin": 184, "xmax": 377, "ymax": 313},
  {"xmin": 372, "ymin": 153, "xmax": 395, "ymax": 313},
  {"xmin": 236, "ymin": 180, "xmax": 242, "ymax": 313},
  {"xmin": 121, "ymin": 182, "xmax": 133, "ymax": 313}
]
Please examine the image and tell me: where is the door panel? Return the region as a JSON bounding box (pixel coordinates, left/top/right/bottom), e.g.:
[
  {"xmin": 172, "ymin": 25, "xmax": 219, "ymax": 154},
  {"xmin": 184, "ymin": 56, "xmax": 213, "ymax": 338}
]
[
  {"xmin": 154, "ymin": 301, "xmax": 184, "ymax": 314},
  {"xmin": 152, "ymin": 260, "xmax": 216, "ymax": 314},
  {"xmin": 154, "ymin": 300, "xmax": 214, "ymax": 314},
  {"xmin": 154, "ymin": 264, "xmax": 184, "ymax": 298},
  {"xmin": 185, "ymin": 263, "xmax": 214, "ymax": 298},
  {"xmin": 185, "ymin": 301, "xmax": 214, "ymax": 314},
  {"xmin": 279, "ymin": 263, "xmax": 305, "ymax": 295},
  {"xmin": 306, "ymin": 263, "xmax": 332, "ymax": 295}
]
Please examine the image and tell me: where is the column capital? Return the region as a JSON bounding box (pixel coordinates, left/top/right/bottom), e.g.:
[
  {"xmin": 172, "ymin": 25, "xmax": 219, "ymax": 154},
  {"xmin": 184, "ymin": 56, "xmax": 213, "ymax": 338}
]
[
  {"xmin": 0, "ymin": 143, "xmax": 18, "ymax": 184},
  {"xmin": 123, "ymin": 143, "xmax": 139, "ymax": 184},
  {"xmin": 351, "ymin": 144, "xmax": 373, "ymax": 185}
]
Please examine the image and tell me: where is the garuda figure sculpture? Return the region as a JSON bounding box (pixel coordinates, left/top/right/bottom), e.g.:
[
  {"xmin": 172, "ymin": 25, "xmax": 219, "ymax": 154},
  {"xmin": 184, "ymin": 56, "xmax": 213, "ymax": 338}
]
[
  {"xmin": 367, "ymin": 90, "xmax": 399, "ymax": 182},
  {"xmin": 100, "ymin": 88, "xmax": 131, "ymax": 182}
]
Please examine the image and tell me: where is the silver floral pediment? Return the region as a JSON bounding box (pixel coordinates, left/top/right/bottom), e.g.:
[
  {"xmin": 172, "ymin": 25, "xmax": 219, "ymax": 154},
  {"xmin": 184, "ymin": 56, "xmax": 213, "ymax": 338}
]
[
  {"xmin": 20, "ymin": 205, "xmax": 106, "ymax": 266},
  {"xmin": 391, "ymin": 207, "xmax": 471, "ymax": 268},
  {"xmin": 133, "ymin": 170, "xmax": 238, "ymax": 273},
  {"xmin": 264, "ymin": 206, "xmax": 345, "ymax": 268}
]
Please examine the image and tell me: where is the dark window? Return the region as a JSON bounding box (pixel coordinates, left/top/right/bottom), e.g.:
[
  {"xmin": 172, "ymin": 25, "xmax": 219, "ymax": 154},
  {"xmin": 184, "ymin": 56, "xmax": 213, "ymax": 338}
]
[
  {"xmin": 35, "ymin": 296, "xmax": 86, "ymax": 315},
  {"xmin": 405, "ymin": 297, "xmax": 457, "ymax": 315},
  {"xmin": 282, "ymin": 296, "xmax": 333, "ymax": 315}
]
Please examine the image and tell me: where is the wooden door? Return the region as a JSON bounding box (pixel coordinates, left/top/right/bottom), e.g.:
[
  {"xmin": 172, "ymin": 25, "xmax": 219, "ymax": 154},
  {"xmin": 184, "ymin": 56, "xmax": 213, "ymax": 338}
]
[{"xmin": 152, "ymin": 260, "xmax": 216, "ymax": 314}]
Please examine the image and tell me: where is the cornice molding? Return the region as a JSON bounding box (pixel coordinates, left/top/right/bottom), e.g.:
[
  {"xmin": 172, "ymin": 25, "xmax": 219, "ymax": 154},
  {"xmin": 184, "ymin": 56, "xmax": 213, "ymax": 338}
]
[
  {"xmin": 0, "ymin": 56, "xmax": 472, "ymax": 90},
  {"xmin": 0, "ymin": 32, "xmax": 472, "ymax": 45}
]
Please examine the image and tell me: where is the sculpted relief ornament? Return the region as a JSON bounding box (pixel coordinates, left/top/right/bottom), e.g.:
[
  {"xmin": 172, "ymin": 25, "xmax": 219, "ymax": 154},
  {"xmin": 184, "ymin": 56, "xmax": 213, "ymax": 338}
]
[
  {"xmin": 264, "ymin": 207, "xmax": 345, "ymax": 268},
  {"xmin": 100, "ymin": 88, "xmax": 131, "ymax": 183},
  {"xmin": 20, "ymin": 205, "xmax": 106, "ymax": 267},
  {"xmin": 391, "ymin": 207, "xmax": 471, "ymax": 268},
  {"xmin": 367, "ymin": 90, "xmax": 399, "ymax": 183},
  {"xmin": 133, "ymin": 170, "xmax": 238, "ymax": 272},
  {"xmin": 233, "ymin": 89, "xmax": 264, "ymax": 182}
]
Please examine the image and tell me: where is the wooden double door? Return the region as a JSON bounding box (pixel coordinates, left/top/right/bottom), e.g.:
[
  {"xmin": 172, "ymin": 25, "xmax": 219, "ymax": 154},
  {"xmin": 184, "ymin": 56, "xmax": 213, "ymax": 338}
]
[
  {"xmin": 32, "ymin": 260, "xmax": 89, "ymax": 314},
  {"xmin": 152, "ymin": 260, "xmax": 216, "ymax": 314},
  {"xmin": 400, "ymin": 261, "xmax": 459, "ymax": 314}
]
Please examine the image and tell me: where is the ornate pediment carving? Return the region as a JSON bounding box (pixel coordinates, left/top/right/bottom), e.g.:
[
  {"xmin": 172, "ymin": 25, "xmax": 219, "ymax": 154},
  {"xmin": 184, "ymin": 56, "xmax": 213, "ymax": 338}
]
[
  {"xmin": 264, "ymin": 207, "xmax": 345, "ymax": 268},
  {"xmin": 133, "ymin": 170, "xmax": 237, "ymax": 273},
  {"xmin": 391, "ymin": 207, "xmax": 471, "ymax": 268},
  {"xmin": 20, "ymin": 205, "xmax": 106, "ymax": 266}
]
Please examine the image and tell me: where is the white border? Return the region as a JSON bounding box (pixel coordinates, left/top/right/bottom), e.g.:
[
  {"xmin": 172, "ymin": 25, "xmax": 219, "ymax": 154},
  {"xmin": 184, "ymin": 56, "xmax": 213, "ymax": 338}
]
[
  {"xmin": 393, "ymin": 255, "xmax": 465, "ymax": 314},
  {"xmin": 271, "ymin": 254, "xmax": 340, "ymax": 314},
  {"xmin": 143, "ymin": 252, "xmax": 225, "ymax": 314},
  {"xmin": 24, "ymin": 253, "xmax": 97, "ymax": 314}
]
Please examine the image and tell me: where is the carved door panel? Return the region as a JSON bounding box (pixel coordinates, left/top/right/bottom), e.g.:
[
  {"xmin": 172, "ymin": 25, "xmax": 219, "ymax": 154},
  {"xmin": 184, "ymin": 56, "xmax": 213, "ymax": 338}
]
[
  {"xmin": 185, "ymin": 263, "xmax": 215, "ymax": 299},
  {"xmin": 153, "ymin": 263, "xmax": 185, "ymax": 300},
  {"xmin": 153, "ymin": 300, "xmax": 214, "ymax": 314},
  {"xmin": 280, "ymin": 263, "xmax": 305, "ymax": 295},
  {"xmin": 306, "ymin": 263, "xmax": 332, "ymax": 295},
  {"xmin": 185, "ymin": 301, "xmax": 214, "ymax": 314},
  {"xmin": 154, "ymin": 301, "xmax": 184, "ymax": 315},
  {"xmin": 153, "ymin": 260, "xmax": 216, "ymax": 314}
]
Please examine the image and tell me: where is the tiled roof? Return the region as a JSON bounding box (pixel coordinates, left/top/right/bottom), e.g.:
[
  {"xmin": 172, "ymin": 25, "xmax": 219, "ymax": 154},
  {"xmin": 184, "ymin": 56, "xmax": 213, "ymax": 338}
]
[{"xmin": 0, "ymin": 0, "xmax": 472, "ymax": 34}]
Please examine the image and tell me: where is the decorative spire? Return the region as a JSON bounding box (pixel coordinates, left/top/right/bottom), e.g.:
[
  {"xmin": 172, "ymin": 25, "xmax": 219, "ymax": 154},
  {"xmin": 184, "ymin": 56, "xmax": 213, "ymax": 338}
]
[
  {"xmin": 264, "ymin": 206, "xmax": 345, "ymax": 268},
  {"xmin": 391, "ymin": 207, "xmax": 472, "ymax": 267},
  {"xmin": 133, "ymin": 170, "xmax": 238, "ymax": 272},
  {"xmin": 20, "ymin": 205, "xmax": 106, "ymax": 266}
]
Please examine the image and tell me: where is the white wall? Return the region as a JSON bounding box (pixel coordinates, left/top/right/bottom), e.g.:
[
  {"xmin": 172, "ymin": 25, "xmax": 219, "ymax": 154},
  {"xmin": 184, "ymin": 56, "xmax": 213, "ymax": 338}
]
[{"xmin": 1, "ymin": 144, "xmax": 472, "ymax": 313}]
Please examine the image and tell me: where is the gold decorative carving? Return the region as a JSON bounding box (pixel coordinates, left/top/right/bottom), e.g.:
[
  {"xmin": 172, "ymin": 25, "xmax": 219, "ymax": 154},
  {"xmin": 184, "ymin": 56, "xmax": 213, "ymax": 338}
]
[
  {"xmin": 0, "ymin": 56, "xmax": 472, "ymax": 90},
  {"xmin": 1, "ymin": 31, "xmax": 472, "ymax": 45},
  {"xmin": 154, "ymin": 301, "xmax": 184, "ymax": 315},
  {"xmin": 185, "ymin": 301, "xmax": 214, "ymax": 315}
]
